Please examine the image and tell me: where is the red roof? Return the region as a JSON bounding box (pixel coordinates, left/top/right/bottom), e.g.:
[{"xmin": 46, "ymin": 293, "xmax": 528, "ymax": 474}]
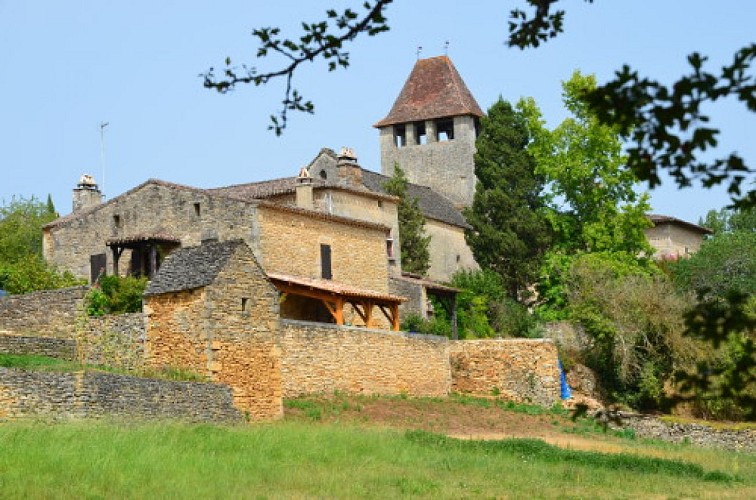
[
  {"xmin": 267, "ymin": 272, "xmax": 406, "ymax": 303},
  {"xmin": 374, "ymin": 56, "xmax": 484, "ymax": 128}
]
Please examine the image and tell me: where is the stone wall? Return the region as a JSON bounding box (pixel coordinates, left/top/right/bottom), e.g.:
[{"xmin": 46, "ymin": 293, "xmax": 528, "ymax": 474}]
[
  {"xmin": 0, "ymin": 368, "xmax": 242, "ymax": 423},
  {"xmin": 77, "ymin": 313, "xmax": 145, "ymax": 371},
  {"xmin": 145, "ymin": 243, "xmax": 283, "ymax": 420},
  {"xmin": 0, "ymin": 334, "xmax": 76, "ymax": 360},
  {"xmin": 256, "ymin": 204, "xmax": 390, "ymax": 294},
  {"xmin": 389, "ymin": 277, "xmax": 426, "ymax": 318},
  {"xmin": 0, "ymin": 286, "xmax": 87, "ymax": 338},
  {"xmin": 617, "ymin": 415, "xmax": 755, "ymax": 453},
  {"xmin": 278, "ymin": 320, "xmax": 450, "ymax": 397},
  {"xmin": 380, "ymin": 116, "xmax": 478, "ymax": 208},
  {"xmin": 425, "ymin": 219, "xmax": 478, "ymax": 283},
  {"xmin": 645, "ymin": 223, "xmax": 706, "ymax": 260},
  {"xmin": 449, "ymin": 339, "xmax": 561, "ymax": 407},
  {"xmin": 44, "ymin": 181, "xmax": 259, "ymax": 280}
]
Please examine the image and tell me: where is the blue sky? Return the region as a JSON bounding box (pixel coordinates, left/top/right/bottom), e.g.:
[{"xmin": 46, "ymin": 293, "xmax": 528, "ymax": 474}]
[{"xmin": 1, "ymin": 1, "xmax": 753, "ymax": 224}]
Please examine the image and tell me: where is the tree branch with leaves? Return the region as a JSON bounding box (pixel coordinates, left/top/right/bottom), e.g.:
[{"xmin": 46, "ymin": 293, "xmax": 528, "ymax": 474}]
[{"xmin": 202, "ymin": 1, "xmax": 392, "ymax": 135}]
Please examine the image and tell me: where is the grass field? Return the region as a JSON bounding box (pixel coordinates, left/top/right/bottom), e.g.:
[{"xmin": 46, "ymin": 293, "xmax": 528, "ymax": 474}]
[{"xmin": 0, "ymin": 419, "xmax": 753, "ymax": 498}]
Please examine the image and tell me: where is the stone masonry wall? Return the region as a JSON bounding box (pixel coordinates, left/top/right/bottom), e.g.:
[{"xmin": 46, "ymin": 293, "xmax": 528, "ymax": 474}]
[
  {"xmin": 0, "ymin": 334, "xmax": 76, "ymax": 360},
  {"xmin": 278, "ymin": 320, "xmax": 450, "ymax": 397},
  {"xmin": 425, "ymin": 219, "xmax": 478, "ymax": 283},
  {"xmin": 0, "ymin": 286, "xmax": 87, "ymax": 338},
  {"xmin": 617, "ymin": 415, "xmax": 755, "ymax": 453},
  {"xmin": 380, "ymin": 116, "xmax": 478, "ymax": 209},
  {"xmin": 76, "ymin": 313, "xmax": 145, "ymax": 371},
  {"xmin": 256, "ymin": 205, "xmax": 389, "ymax": 294},
  {"xmin": 45, "ymin": 181, "xmax": 259, "ymax": 280},
  {"xmin": 145, "ymin": 244, "xmax": 283, "ymax": 420},
  {"xmin": 0, "ymin": 368, "xmax": 242, "ymax": 423},
  {"xmin": 449, "ymin": 339, "xmax": 560, "ymax": 407}
]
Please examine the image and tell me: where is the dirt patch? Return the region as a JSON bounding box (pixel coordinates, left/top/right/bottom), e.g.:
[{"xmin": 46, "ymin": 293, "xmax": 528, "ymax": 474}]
[{"xmin": 284, "ymin": 394, "xmax": 654, "ymax": 456}]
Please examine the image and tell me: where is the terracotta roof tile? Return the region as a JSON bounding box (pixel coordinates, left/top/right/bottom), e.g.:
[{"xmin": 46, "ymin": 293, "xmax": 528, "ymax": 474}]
[
  {"xmin": 267, "ymin": 272, "xmax": 406, "ymax": 303},
  {"xmin": 374, "ymin": 56, "xmax": 484, "ymax": 128}
]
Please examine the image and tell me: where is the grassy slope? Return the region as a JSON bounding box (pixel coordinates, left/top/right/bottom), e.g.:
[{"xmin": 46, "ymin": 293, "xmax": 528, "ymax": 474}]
[{"xmin": 0, "ymin": 420, "xmax": 752, "ymax": 498}]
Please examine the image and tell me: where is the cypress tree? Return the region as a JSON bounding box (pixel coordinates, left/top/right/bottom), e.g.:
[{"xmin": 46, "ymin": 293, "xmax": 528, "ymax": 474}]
[
  {"xmin": 465, "ymin": 98, "xmax": 551, "ymax": 301},
  {"xmin": 384, "ymin": 164, "xmax": 431, "ymax": 276}
]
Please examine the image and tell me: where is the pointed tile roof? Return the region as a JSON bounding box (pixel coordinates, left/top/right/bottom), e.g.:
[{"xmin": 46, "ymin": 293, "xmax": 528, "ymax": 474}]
[{"xmin": 374, "ymin": 56, "xmax": 484, "ymax": 128}]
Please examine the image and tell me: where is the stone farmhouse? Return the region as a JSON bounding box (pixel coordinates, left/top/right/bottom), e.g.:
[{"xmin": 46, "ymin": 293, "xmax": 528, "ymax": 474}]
[
  {"xmin": 43, "ymin": 56, "xmax": 485, "ymax": 328},
  {"xmin": 644, "ymin": 214, "xmax": 713, "ymax": 260}
]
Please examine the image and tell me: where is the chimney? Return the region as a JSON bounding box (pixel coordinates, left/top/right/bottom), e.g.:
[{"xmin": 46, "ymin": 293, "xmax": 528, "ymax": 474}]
[
  {"xmin": 337, "ymin": 147, "xmax": 362, "ymax": 187},
  {"xmin": 72, "ymin": 174, "xmax": 103, "ymax": 212},
  {"xmin": 295, "ymin": 167, "xmax": 313, "ymax": 209}
]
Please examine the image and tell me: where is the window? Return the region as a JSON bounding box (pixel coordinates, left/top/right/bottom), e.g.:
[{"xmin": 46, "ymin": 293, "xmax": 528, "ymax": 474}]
[
  {"xmin": 414, "ymin": 121, "xmax": 427, "ymax": 145},
  {"xmin": 319, "ymin": 169, "xmax": 328, "ymax": 180},
  {"xmin": 241, "ymin": 297, "xmax": 249, "ymax": 312},
  {"xmin": 394, "ymin": 124, "xmax": 407, "ymax": 148},
  {"xmin": 377, "ymin": 200, "xmax": 383, "ymax": 208},
  {"xmin": 320, "ymin": 244, "xmax": 332, "ymax": 280},
  {"xmin": 113, "ymin": 214, "xmax": 122, "ymax": 229},
  {"xmin": 435, "ymin": 118, "xmax": 454, "ymax": 141},
  {"xmin": 386, "ymin": 238, "xmax": 395, "ymax": 259},
  {"xmin": 194, "ymin": 203, "xmax": 201, "ymax": 217}
]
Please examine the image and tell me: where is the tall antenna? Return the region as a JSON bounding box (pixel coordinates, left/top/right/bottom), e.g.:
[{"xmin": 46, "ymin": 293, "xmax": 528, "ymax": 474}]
[
  {"xmin": 100, "ymin": 122, "xmax": 109, "ymax": 198},
  {"xmin": 444, "ymin": 40, "xmax": 450, "ymax": 55},
  {"xmin": 416, "ymin": 45, "xmax": 423, "ymax": 60}
]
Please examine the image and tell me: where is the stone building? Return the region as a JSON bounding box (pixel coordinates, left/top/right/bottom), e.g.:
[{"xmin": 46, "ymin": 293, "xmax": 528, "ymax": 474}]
[
  {"xmin": 375, "ymin": 55, "xmax": 484, "ymax": 209},
  {"xmin": 143, "ymin": 240, "xmax": 283, "ymax": 419},
  {"xmin": 644, "ymin": 214, "xmax": 713, "ymax": 260}
]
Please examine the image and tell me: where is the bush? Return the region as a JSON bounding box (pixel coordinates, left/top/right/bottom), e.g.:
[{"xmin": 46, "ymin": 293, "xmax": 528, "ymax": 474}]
[
  {"xmin": 401, "ymin": 313, "xmax": 452, "ymax": 337},
  {"xmin": 85, "ymin": 275, "xmax": 147, "ymax": 316},
  {"xmin": 0, "ymin": 254, "xmax": 84, "ymax": 295},
  {"xmin": 565, "ymin": 253, "xmax": 698, "ymax": 411}
]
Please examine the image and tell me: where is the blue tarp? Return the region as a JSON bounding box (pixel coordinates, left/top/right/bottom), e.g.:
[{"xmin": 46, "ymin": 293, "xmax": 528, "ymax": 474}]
[{"xmin": 558, "ymin": 359, "xmax": 572, "ymax": 399}]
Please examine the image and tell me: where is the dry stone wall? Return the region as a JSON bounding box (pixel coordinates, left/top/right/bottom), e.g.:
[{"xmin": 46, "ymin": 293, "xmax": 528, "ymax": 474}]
[
  {"xmin": 278, "ymin": 320, "xmax": 451, "ymax": 397},
  {"xmin": 0, "ymin": 368, "xmax": 242, "ymax": 423},
  {"xmin": 449, "ymin": 339, "xmax": 561, "ymax": 407},
  {"xmin": 77, "ymin": 313, "xmax": 145, "ymax": 371},
  {"xmin": 0, "ymin": 286, "xmax": 86, "ymax": 338},
  {"xmin": 0, "ymin": 334, "xmax": 76, "ymax": 360},
  {"xmin": 617, "ymin": 415, "xmax": 755, "ymax": 453},
  {"xmin": 145, "ymin": 244, "xmax": 283, "ymax": 420}
]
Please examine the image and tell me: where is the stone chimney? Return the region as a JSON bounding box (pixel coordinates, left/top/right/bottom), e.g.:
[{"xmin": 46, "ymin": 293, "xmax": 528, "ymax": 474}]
[
  {"xmin": 337, "ymin": 147, "xmax": 362, "ymax": 187},
  {"xmin": 72, "ymin": 174, "xmax": 103, "ymax": 213},
  {"xmin": 295, "ymin": 166, "xmax": 313, "ymax": 209}
]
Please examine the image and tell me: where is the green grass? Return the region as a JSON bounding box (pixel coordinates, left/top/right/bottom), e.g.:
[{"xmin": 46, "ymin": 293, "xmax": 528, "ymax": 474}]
[
  {"xmin": 0, "ymin": 421, "xmax": 751, "ymax": 498},
  {"xmin": 0, "ymin": 353, "xmax": 205, "ymax": 382},
  {"xmin": 0, "ymin": 353, "xmax": 81, "ymax": 371}
]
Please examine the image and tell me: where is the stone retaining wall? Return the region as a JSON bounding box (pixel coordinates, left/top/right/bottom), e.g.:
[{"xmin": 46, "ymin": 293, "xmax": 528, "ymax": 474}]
[
  {"xmin": 0, "ymin": 286, "xmax": 87, "ymax": 338},
  {"xmin": 0, "ymin": 368, "xmax": 242, "ymax": 423},
  {"xmin": 278, "ymin": 320, "xmax": 451, "ymax": 397},
  {"xmin": 77, "ymin": 313, "xmax": 145, "ymax": 371},
  {"xmin": 449, "ymin": 339, "xmax": 561, "ymax": 407},
  {"xmin": 618, "ymin": 415, "xmax": 755, "ymax": 453},
  {"xmin": 0, "ymin": 333, "xmax": 77, "ymax": 360}
]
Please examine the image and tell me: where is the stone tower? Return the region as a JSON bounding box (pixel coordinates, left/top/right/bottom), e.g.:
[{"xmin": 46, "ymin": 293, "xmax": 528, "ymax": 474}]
[
  {"xmin": 72, "ymin": 174, "xmax": 103, "ymax": 212},
  {"xmin": 374, "ymin": 56, "xmax": 484, "ymax": 208}
]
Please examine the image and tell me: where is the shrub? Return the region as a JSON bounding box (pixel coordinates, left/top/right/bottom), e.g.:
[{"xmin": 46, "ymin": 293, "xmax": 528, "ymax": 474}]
[{"xmin": 85, "ymin": 275, "xmax": 147, "ymax": 316}]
